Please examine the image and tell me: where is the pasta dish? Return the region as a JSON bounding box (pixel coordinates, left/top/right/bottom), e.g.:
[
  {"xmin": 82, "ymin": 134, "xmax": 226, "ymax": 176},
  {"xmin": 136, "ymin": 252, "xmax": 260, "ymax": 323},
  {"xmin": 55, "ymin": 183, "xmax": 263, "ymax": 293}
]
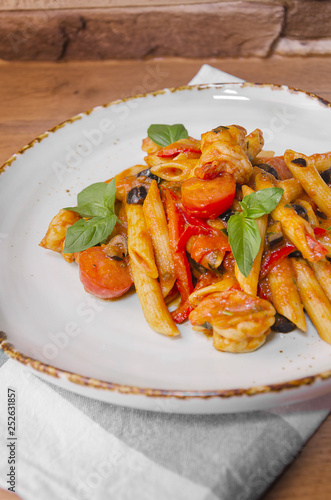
[{"xmin": 40, "ymin": 124, "xmax": 331, "ymax": 354}]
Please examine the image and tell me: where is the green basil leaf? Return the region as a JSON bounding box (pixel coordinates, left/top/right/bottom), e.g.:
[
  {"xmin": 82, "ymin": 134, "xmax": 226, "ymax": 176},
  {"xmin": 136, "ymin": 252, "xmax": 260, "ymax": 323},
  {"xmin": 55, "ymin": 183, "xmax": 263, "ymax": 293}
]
[
  {"xmin": 147, "ymin": 124, "xmax": 189, "ymax": 147},
  {"xmin": 63, "ymin": 215, "xmax": 118, "ymax": 253},
  {"xmin": 241, "ymin": 187, "xmax": 284, "ymax": 218},
  {"xmin": 103, "ymin": 179, "xmax": 117, "ymax": 213},
  {"xmin": 228, "ymin": 213, "xmax": 261, "ymax": 278},
  {"xmin": 241, "ymin": 206, "xmax": 268, "ymax": 219},
  {"xmin": 77, "ymin": 182, "xmax": 108, "ymax": 206},
  {"xmin": 64, "ymin": 203, "xmax": 110, "ymax": 218}
]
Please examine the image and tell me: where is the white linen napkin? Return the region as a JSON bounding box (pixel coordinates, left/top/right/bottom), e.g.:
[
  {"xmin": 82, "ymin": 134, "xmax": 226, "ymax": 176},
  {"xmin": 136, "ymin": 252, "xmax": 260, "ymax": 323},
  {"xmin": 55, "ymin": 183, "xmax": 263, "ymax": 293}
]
[
  {"xmin": 0, "ymin": 65, "xmax": 330, "ymax": 500},
  {"xmin": 188, "ymin": 64, "xmax": 245, "ymax": 84}
]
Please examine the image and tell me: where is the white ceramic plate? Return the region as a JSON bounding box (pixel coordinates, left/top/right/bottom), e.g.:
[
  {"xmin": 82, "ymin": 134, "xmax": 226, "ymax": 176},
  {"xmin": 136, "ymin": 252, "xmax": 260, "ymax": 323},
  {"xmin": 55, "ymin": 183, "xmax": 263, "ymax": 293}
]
[{"xmin": 1, "ymin": 83, "xmax": 331, "ymax": 414}]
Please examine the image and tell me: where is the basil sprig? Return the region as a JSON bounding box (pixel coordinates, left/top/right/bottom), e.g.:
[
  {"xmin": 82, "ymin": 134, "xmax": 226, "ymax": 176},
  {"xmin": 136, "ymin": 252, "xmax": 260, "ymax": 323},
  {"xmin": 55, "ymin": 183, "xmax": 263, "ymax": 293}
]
[
  {"xmin": 227, "ymin": 187, "xmax": 284, "ymax": 277},
  {"xmin": 147, "ymin": 124, "xmax": 189, "ymax": 147},
  {"xmin": 63, "ymin": 179, "xmax": 118, "ymax": 253}
]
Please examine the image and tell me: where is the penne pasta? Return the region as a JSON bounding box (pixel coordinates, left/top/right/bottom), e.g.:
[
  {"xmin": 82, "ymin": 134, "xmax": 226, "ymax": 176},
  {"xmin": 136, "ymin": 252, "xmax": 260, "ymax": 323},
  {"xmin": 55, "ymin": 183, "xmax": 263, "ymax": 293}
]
[
  {"xmin": 309, "ymin": 259, "xmax": 331, "ymax": 303},
  {"xmin": 115, "ymin": 164, "xmax": 146, "ymax": 183},
  {"xmin": 126, "ymin": 202, "xmax": 159, "ymax": 279},
  {"xmin": 144, "ymin": 153, "xmax": 167, "ymax": 168},
  {"xmin": 268, "ymin": 257, "xmax": 306, "ymax": 331},
  {"xmin": 284, "ymin": 150, "xmax": 331, "ymax": 218},
  {"xmin": 151, "ymin": 155, "xmax": 197, "ymax": 182},
  {"xmin": 143, "ymin": 180, "xmax": 176, "ymax": 297},
  {"xmin": 255, "ymin": 150, "xmax": 275, "ymax": 160},
  {"xmin": 277, "ymin": 178, "xmax": 303, "ymax": 202},
  {"xmin": 291, "ymin": 258, "xmax": 331, "ymax": 344},
  {"xmin": 130, "ymin": 260, "xmax": 179, "ymax": 337},
  {"xmin": 255, "ymin": 172, "xmax": 327, "ymax": 262}
]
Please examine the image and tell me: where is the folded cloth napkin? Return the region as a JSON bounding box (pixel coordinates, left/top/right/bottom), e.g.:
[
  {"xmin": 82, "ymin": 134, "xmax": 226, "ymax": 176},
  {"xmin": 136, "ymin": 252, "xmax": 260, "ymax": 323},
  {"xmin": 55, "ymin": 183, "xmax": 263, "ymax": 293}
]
[{"xmin": 1, "ymin": 65, "xmax": 331, "ymax": 500}]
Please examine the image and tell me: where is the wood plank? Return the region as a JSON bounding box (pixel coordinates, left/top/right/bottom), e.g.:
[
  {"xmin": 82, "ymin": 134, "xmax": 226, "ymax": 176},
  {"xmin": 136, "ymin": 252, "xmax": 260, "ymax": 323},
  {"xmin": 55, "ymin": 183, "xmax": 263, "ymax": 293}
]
[
  {"xmin": 0, "ymin": 0, "xmax": 276, "ymax": 10},
  {"xmin": 0, "ymin": 56, "xmax": 330, "ymax": 165},
  {"xmin": 0, "ymin": 5, "xmax": 284, "ymax": 61}
]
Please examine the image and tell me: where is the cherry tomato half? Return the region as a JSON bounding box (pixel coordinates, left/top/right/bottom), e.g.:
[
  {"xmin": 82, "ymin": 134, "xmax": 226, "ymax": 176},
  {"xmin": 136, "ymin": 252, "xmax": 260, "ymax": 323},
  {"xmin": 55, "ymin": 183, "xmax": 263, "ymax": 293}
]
[
  {"xmin": 78, "ymin": 246, "xmax": 133, "ymax": 299},
  {"xmin": 181, "ymin": 174, "xmax": 236, "ymax": 219}
]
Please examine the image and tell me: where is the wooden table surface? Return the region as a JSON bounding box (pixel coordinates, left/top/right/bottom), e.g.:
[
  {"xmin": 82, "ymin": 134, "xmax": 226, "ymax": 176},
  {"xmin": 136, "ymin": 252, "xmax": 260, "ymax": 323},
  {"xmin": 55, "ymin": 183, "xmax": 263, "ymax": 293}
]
[{"xmin": 1, "ymin": 56, "xmax": 331, "ymax": 499}]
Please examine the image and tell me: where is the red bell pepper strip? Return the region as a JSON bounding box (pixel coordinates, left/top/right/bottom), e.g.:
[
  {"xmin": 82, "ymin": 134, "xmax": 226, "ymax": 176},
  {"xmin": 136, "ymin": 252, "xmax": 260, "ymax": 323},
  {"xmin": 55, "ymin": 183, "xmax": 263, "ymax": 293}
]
[
  {"xmin": 313, "ymin": 227, "xmax": 328, "ymax": 237},
  {"xmin": 171, "ymin": 300, "xmax": 194, "ymax": 323},
  {"xmin": 180, "ymin": 205, "xmax": 219, "ymax": 236},
  {"xmin": 260, "ymin": 244, "xmax": 296, "ymax": 279},
  {"xmin": 177, "ymin": 225, "xmax": 203, "ymax": 252},
  {"xmin": 156, "ymin": 142, "xmax": 201, "ymax": 158},
  {"xmin": 163, "ymin": 188, "xmax": 194, "ymax": 323},
  {"xmin": 176, "ymin": 203, "xmax": 230, "ymax": 256},
  {"xmin": 305, "ymin": 233, "xmax": 328, "ymax": 260}
]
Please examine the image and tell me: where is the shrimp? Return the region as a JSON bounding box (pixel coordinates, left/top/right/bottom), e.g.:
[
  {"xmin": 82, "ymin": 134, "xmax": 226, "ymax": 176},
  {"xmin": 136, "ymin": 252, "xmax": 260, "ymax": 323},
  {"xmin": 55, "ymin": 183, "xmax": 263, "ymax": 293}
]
[
  {"xmin": 189, "ymin": 289, "xmax": 275, "ymax": 353},
  {"xmin": 141, "ymin": 137, "xmax": 162, "ymax": 154},
  {"xmin": 39, "ymin": 209, "xmax": 80, "ymax": 262},
  {"xmin": 194, "ymin": 125, "xmax": 253, "ymax": 184},
  {"xmin": 246, "ymin": 128, "xmax": 265, "ymax": 162}
]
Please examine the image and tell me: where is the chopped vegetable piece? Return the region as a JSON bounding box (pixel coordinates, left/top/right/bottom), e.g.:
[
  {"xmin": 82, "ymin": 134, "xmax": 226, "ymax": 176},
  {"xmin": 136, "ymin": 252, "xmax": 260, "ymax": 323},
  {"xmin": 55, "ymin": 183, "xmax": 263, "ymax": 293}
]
[
  {"xmin": 260, "ymin": 244, "xmax": 296, "ymax": 279},
  {"xmin": 163, "ymin": 188, "xmax": 194, "ymax": 323},
  {"xmin": 181, "ymin": 174, "xmax": 236, "ymax": 219},
  {"xmin": 78, "ymin": 246, "xmax": 133, "ymax": 299}
]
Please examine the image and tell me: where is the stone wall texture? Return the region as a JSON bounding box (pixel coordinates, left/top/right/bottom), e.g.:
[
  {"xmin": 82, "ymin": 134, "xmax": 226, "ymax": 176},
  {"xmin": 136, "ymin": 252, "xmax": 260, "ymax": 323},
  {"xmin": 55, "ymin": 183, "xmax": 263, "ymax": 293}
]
[{"xmin": 0, "ymin": 0, "xmax": 330, "ymax": 60}]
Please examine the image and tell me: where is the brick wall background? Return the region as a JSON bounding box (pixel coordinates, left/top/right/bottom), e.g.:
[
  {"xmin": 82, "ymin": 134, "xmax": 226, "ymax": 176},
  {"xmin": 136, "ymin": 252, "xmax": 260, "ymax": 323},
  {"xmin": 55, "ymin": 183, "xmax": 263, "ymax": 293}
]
[{"xmin": 0, "ymin": 0, "xmax": 330, "ymax": 60}]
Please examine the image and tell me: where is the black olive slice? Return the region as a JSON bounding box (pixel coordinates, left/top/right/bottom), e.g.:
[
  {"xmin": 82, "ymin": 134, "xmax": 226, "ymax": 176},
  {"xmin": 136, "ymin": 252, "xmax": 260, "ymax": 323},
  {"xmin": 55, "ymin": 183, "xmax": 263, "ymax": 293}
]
[
  {"xmin": 316, "ymin": 209, "xmax": 327, "ymax": 220},
  {"xmin": 320, "ymin": 167, "xmax": 331, "ymax": 185},
  {"xmin": 109, "ymin": 255, "xmax": 123, "ymax": 261},
  {"xmin": 271, "ymin": 314, "xmax": 296, "ymax": 333},
  {"xmin": 218, "ymin": 208, "xmax": 235, "ymax": 223},
  {"xmin": 291, "ymin": 158, "xmax": 307, "ymax": 167},
  {"xmin": 267, "ymin": 232, "xmax": 284, "ymax": 248},
  {"xmin": 257, "ymin": 163, "xmax": 279, "ymax": 180},
  {"xmin": 289, "ymin": 250, "xmax": 302, "ymax": 258},
  {"xmin": 126, "ymin": 186, "xmax": 148, "ymax": 204},
  {"xmin": 137, "ymin": 168, "xmax": 161, "ymax": 183},
  {"xmin": 291, "ymin": 203, "xmax": 309, "ymax": 221},
  {"xmin": 213, "ymin": 126, "xmax": 229, "ymax": 133}
]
